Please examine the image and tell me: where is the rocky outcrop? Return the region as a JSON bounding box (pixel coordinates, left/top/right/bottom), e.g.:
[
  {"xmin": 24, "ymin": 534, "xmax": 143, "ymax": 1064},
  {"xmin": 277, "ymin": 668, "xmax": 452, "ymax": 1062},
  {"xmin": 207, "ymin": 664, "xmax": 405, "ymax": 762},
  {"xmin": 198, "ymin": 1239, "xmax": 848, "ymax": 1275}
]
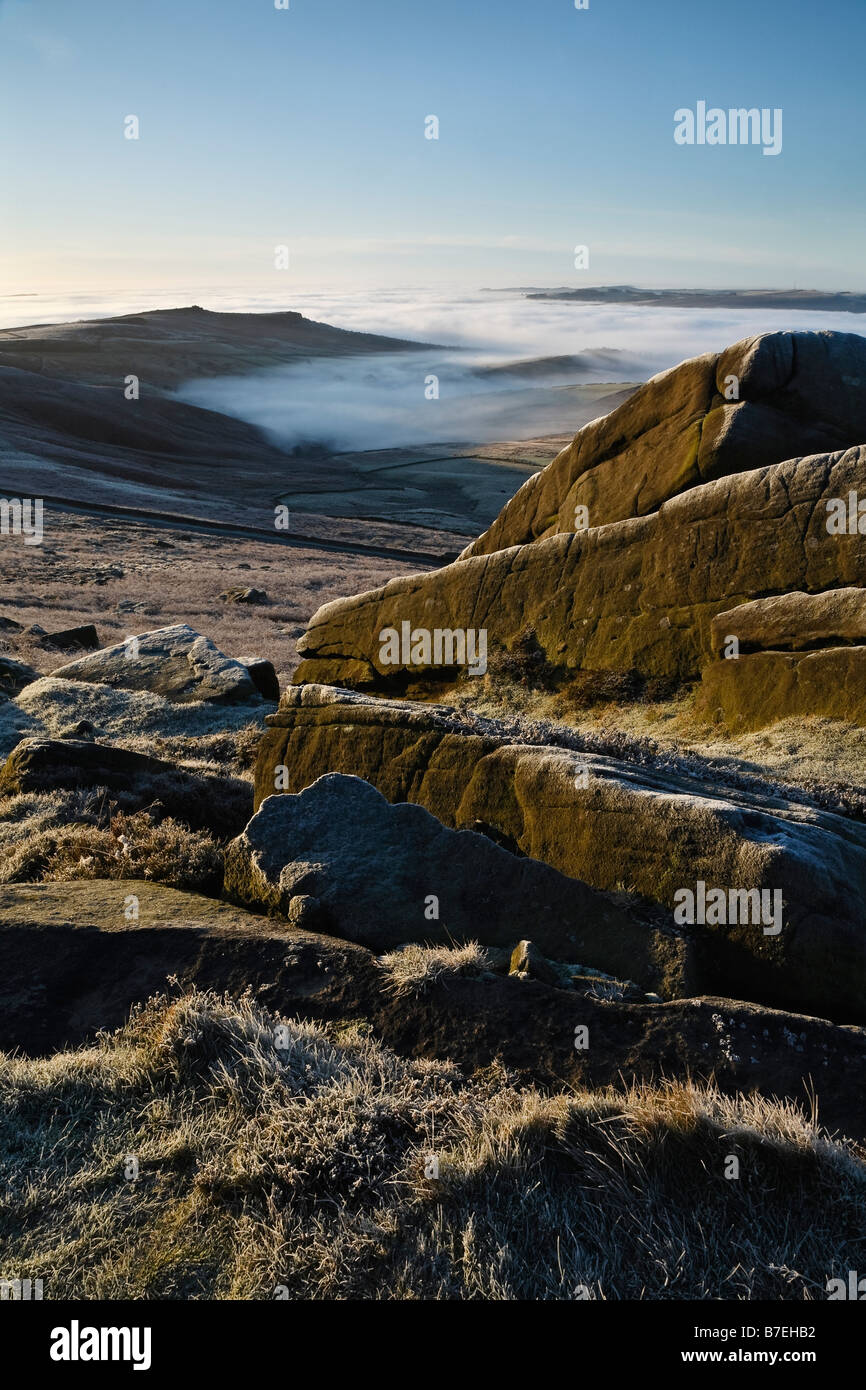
[
  {"xmin": 5, "ymin": 878, "xmax": 866, "ymax": 1140},
  {"xmin": 254, "ymin": 685, "xmax": 866, "ymax": 1022},
  {"xmin": 0, "ymin": 737, "xmax": 252, "ymax": 838},
  {"xmin": 698, "ymin": 588, "xmax": 866, "ymax": 730},
  {"xmin": 50, "ymin": 624, "xmax": 265, "ymax": 704},
  {"xmin": 294, "ymin": 446, "xmax": 866, "ymax": 689},
  {"xmin": 225, "ymin": 773, "xmax": 689, "ymax": 995},
  {"xmin": 461, "ymin": 330, "xmax": 866, "ymax": 557}
]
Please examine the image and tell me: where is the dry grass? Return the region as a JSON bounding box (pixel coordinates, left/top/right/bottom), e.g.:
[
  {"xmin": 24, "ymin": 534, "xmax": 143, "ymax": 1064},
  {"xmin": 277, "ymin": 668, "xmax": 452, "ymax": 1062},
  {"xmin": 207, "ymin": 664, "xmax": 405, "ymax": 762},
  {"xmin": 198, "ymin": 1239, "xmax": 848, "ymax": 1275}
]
[
  {"xmin": 483, "ymin": 630, "xmax": 682, "ymax": 708},
  {"xmin": 0, "ymin": 803, "xmax": 223, "ymax": 894},
  {"xmin": 0, "ymin": 510, "xmax": 417, "ymax": 688},
  {"xmin": 1, "ymin": 990, "xmax": 864, "ymax": 1301},
  {"xmin": 379, "ymin": 941, "xmax": 492, "ymax": 996}
]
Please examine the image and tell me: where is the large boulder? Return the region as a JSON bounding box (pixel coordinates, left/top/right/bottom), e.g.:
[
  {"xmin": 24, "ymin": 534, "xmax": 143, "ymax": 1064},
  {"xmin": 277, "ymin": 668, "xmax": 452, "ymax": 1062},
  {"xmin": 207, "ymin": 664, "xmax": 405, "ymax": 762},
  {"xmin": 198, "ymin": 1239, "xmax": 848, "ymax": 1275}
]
[
  {"xmin": 225, "ymin": 772, "xmax": 690, "ymax": 996},
  {"xmin": 50, "ymin": 624, "xmax": 263, "ymax": 704},
  {"xmin": 697, "ymin": 589, "xmax": 866, "ymax": 729},
  {"xmin": 461, "ymin": 330, "xmax": 866, "ymax": 558},
  {"xmin": 0, "ymin": 879, "xmax": 380, "ymax": 1055},
  {"xmin": 254, "ymin": 685, "xmax": 866, "ymax": 1023},
  {"xmin": 0, "ymin": 737, "xmax": 252, "ymax": 838},
  {"xmin": 293, "ymin": 446, "xmax": 866, "ymax": 689}
]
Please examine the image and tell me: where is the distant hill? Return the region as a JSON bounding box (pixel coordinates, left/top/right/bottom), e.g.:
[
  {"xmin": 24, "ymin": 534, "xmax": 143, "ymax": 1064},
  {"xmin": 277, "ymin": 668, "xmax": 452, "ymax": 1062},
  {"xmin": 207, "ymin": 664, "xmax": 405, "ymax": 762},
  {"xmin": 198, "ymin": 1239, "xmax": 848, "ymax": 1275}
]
[
  {"xmin": 0, "ymin": 304, "xmax": 434, "ymax": 391},
  {"xmin": 521, "ymin": 285, "xmax": 866, "ymax": 313}
]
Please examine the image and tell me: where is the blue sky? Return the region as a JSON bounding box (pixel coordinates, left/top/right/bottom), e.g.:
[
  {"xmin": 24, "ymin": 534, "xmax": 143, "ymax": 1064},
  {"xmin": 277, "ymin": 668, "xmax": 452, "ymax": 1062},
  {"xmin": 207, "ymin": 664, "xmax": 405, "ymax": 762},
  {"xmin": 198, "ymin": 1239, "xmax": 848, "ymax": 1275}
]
[{"xmin": 1, "ymin": 0, "xmax": 864, "ymax": 295}]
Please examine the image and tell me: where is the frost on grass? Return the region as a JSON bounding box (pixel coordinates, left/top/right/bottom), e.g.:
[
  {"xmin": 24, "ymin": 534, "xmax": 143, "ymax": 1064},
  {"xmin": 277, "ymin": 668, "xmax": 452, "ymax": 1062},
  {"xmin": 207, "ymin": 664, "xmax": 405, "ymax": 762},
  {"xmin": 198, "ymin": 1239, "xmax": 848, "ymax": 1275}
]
[
  {"xmin": 1, "ymin": 990, "xmax": 865, "ymax": 1301},
  {"xmin": 0, "ymin": 795, "xmax": 222, "ymax": 893},
  {"xmin": 379, "ymin": 941, "xmax": 492, "ymax": 996}
]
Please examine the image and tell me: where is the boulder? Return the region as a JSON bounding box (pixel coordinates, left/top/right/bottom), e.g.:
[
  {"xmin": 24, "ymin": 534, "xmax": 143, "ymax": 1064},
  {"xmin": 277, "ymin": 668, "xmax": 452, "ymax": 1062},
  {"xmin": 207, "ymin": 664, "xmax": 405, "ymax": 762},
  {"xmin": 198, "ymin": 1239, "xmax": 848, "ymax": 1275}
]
[
  {"xmin": 0, "ymin": 737, "xmax": 252, "ymax": 839},
  {"xmin": 461, "ymin": 329, "xmax": 866, "ymax": 558},
  {"xmin": 44, "ymin": 623, "xmax": 99, "ymax": 651},
  {"xmin": 294, "ymin": 446, "xmax": 866, "ymax": 689},
  {"xmin": 225, "ymin": 772, "xmax": 690, "ymax": 996},
  {"xmin": 509, "ymin": 939, "xmax": 561, "ymax": 986},
  {"xmin": 49, "ymin": 624, "xmax": 261, "ymax": 704},
  {"xmin": 254, "ymin": 685, "xmax": 866, "ymax": 1023},
  {"xmin": 220, "ymin": 586, "xmax": 268, "ymax": 605}
]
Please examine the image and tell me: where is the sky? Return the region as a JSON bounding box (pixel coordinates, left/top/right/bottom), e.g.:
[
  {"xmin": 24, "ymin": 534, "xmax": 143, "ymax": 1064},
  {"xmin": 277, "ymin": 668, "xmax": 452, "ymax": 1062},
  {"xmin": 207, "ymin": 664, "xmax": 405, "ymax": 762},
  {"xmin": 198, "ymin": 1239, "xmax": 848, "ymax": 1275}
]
[{"xmin": 1, "ymin": 0, "xmax": 865, "ymax": 299}]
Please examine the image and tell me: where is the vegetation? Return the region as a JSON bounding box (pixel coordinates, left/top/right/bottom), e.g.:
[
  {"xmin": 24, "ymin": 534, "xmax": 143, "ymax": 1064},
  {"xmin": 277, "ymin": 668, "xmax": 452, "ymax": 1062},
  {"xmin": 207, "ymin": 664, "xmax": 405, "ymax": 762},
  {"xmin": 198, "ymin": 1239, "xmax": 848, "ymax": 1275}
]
[{"xmin": 2, "ymin": 990, "xmax": 864, "ymax": 1300}]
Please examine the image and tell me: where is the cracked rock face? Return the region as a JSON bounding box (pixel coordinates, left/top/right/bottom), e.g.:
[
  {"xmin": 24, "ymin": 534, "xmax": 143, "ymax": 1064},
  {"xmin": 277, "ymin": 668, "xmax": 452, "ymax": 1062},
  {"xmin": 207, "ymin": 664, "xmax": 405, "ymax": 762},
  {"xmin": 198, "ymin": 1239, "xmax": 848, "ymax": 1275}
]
[
  {"xmin": 293, "ymin": 444, "xmax": 866, "ymax": 690},
  {"xmin": 254, "ymin": 686, "xmax": 866, "ymax": 1023}
]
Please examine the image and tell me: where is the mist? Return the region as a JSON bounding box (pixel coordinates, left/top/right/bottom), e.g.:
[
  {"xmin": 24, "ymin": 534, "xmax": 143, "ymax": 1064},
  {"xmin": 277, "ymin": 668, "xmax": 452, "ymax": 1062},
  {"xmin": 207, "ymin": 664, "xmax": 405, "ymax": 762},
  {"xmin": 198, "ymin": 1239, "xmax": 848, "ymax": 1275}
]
[
  {"xmin": 173, "ymin": 291, "xmax": 866, "ymax": 452},
  {"xmin": 7, "ymin": 286, "xmax": 863, "ymax": 453}
]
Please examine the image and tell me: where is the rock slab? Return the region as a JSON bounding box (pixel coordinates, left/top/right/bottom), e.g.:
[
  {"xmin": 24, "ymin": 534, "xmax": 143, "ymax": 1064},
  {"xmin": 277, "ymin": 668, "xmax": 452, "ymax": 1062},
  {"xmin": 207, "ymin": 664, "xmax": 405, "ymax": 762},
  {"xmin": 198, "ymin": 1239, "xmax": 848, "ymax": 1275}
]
[{"xmin": 226, "ymin": 772, "xmax": 689, "ymax": 995}]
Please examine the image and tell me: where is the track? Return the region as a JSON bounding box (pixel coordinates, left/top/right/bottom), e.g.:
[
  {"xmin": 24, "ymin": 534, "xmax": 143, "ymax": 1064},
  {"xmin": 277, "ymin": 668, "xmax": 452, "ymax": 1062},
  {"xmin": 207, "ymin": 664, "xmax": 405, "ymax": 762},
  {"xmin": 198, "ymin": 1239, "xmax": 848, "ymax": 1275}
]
[{"xmin": 32, "ymin": 493, "xmax": 460, "ymax": 568}]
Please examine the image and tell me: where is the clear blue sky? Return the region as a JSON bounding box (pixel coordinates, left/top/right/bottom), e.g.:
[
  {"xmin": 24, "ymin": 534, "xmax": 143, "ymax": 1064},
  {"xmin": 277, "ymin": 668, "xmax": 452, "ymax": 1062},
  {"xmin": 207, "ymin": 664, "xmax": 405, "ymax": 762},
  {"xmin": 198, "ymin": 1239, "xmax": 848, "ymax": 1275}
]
[{"xmin": 1, "ymin": 0, "xmax": 864, "ymax": 294}]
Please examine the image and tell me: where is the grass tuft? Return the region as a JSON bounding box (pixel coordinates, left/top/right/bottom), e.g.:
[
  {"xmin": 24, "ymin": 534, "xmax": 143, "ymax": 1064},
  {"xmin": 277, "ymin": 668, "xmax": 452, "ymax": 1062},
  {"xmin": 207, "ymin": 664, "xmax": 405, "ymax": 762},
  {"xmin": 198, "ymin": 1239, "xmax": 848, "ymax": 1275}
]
[{"xmin": 1, "ymin": 990, "xmax": 864, "ymax": 1300}]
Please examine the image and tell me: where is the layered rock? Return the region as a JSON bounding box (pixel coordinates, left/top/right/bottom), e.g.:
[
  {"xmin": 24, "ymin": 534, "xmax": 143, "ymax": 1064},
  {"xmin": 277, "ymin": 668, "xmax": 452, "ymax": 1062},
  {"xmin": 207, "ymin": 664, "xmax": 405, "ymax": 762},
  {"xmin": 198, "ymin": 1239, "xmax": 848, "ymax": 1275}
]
[
  {"xmin": 710, "ymin": 587, "xmax": 866, "ymax": 654},
  {"xmin": 461, "ymin": 329, "xmax": 866, "ymax": 557},
  {"xmin": 294, "ymin": 446, "xmax": 866, "ymax": 688},
  {"xmin": 254, "ymin": 685, "xmax": 866, "ymax": 1022},
  {"xmin": 698, "ymin": 588, "xmax": 866, "ymax": 730},
  {"xmin": 225, "ymin": 772, "xmax": 689, "ymax": 995},
  {"xmin": 50, "ymin": 624, "xmax": 265, "ymax": 704}
]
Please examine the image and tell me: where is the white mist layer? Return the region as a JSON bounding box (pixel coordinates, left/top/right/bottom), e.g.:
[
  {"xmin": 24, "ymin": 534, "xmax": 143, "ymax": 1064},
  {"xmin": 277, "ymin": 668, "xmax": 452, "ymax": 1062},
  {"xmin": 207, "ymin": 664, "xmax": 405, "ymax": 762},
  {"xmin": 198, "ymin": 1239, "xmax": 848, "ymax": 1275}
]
[{"xmin": 6, "ymin": 287, "xmax": 864, "ymax": 452}]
